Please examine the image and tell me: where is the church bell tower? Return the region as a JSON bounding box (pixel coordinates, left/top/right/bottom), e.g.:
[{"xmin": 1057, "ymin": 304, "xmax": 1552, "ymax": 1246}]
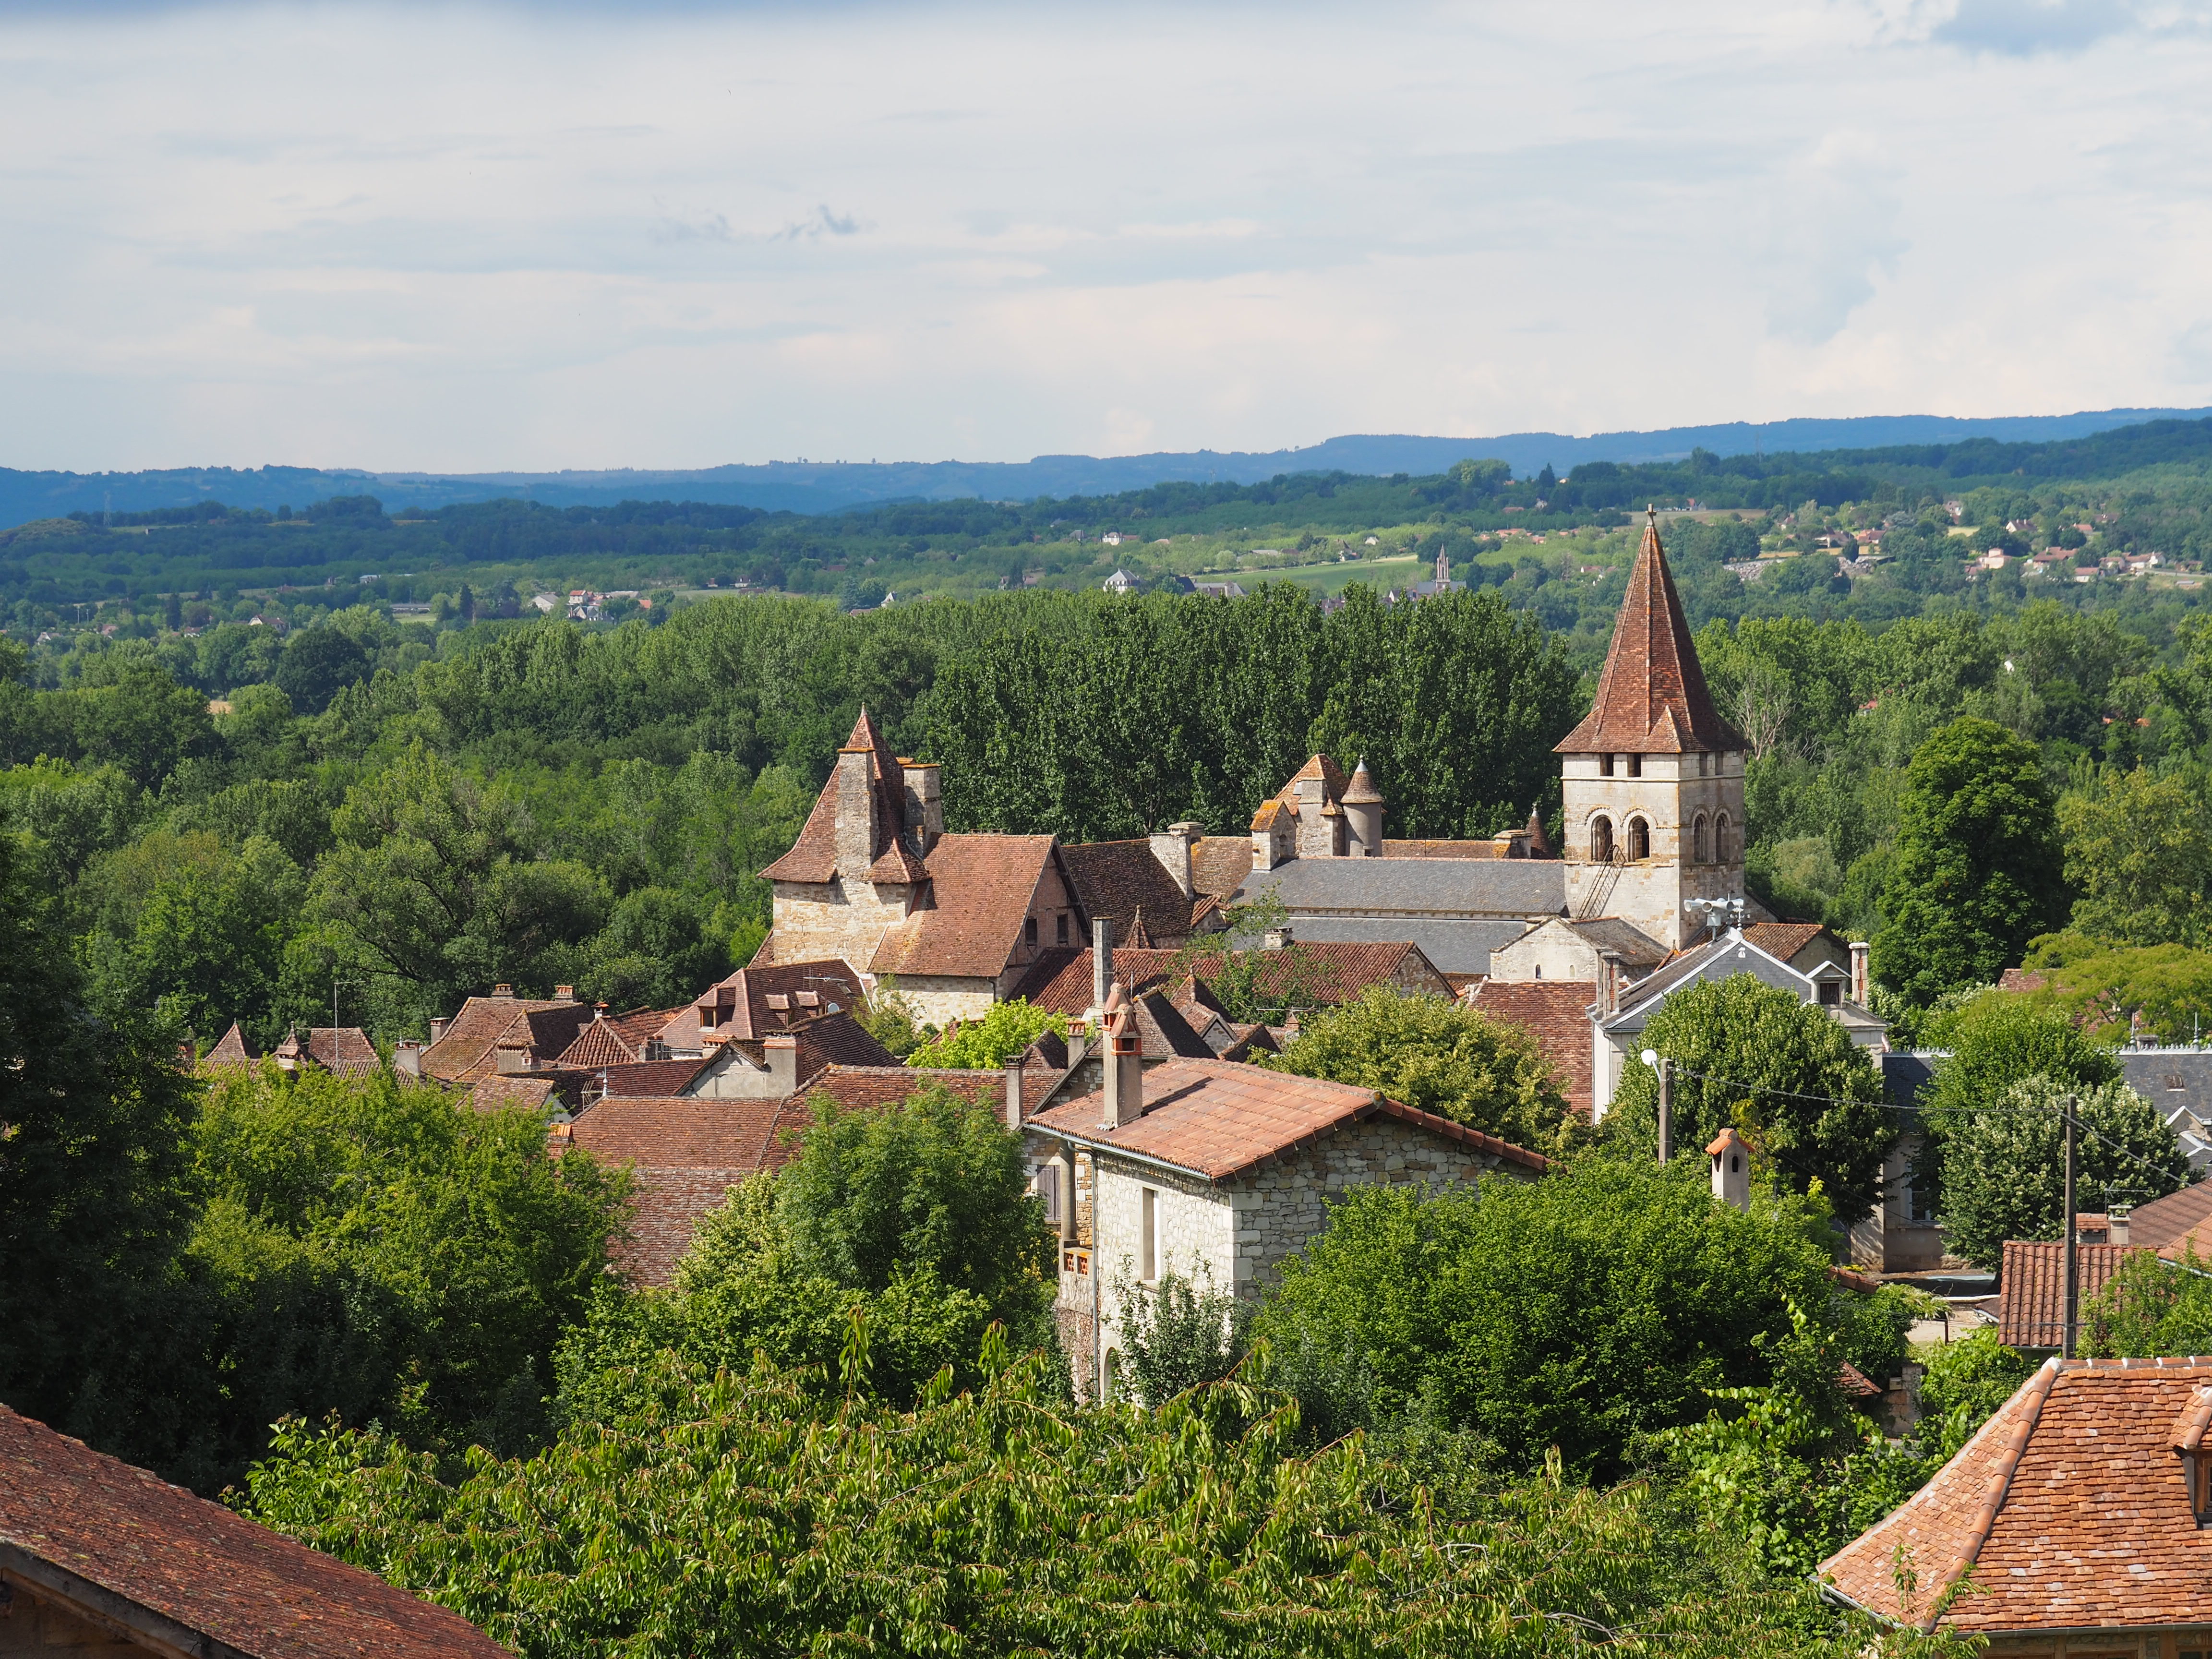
[{"xmin": 1555, "ymin": 509, "xmax": 1747, "ymax": 951}]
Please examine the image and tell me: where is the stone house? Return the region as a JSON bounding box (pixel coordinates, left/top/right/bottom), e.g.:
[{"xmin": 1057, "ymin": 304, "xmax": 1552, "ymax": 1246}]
[
  {"xmin": 1023, "ymin": 987, "xmax": 1548, "ymax": 1399},
  {"xmin": 420, "ymin": 983, "xmax": 599, "ymax": 1084},
  {"xmin": 1822, "ymin": 1357, "xmax": 2212, "ymax": 1652},
  {"xmin": 0, "ymin": 1404, "xmax": 506, "ymax": 1656}
]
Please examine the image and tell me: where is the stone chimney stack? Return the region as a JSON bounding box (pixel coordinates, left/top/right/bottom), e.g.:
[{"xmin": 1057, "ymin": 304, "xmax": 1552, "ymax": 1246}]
[
  {"xmin": 835, "ymin": 727, "xmax": 885, "ymax": 877},
  {"xmin": 1149, "ymin": 822, "xmax": 1202, "ymax": 898},
  {"xmin": 1850, "ymin": 940, "xmax": 1871, "ymax": 1006},
  {"xmin": 763, "ymin": 1034, "xmax": 799, "ymax": 1097},
  {"xmin": 1598, "ymin": 950, "xmax": 1623, "ymax": 1017},
  {"xmin": 900, "ymin": 758, "xmax": 943, "ymax": 854},
  {"xmin": 1099, "ymin": 982, "xmax": 1143, "ymax": 1130},
  {"xmin": 1707, "ymin": 1127, "xmax": 1751, "ymax": 1212},
  {"xmin": 428, "ymin": 1016, "xmax": 449, "ymax": 1046},
  {"xmin": 1343, "ymin": 760, "xmax": 1384, "ymax": 857},
  {"xmin": 1002, "ymin": 1057, "xmax": 1025, "ymax": 1129}
]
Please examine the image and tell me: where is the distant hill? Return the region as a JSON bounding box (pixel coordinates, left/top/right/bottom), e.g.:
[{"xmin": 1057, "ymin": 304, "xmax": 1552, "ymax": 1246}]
[{"xmin": 5, "ymin": 405, "xmax": 2209, "ymax": 531}]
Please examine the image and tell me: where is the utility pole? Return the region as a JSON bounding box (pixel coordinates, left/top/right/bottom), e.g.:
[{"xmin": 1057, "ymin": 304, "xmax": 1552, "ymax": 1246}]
[
  {"xmin": 2062, "ymin": 1094, "xmax": 2079, "ymax": 1359},
  {"xmin": 1657, "ymin": 1058, "xmax": 1673, "ymax": 1165}
]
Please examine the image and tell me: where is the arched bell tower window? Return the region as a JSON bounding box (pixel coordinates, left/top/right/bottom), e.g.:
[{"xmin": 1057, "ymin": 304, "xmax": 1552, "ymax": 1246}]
[
  {"xmin": 1590, "ymin": 815, "xmax": 1614, "ymax": 862},
  {"xmin": 1627, "ymin": 817, "xmax": 1651, "ymax": 861},
  {"xmin": 1715, "ymin": 812, "xmax": 1732, "ymax": 863},
  {"xmin": 1693, "ymin": 813, "xmax": 1710, "ymax": 863}
]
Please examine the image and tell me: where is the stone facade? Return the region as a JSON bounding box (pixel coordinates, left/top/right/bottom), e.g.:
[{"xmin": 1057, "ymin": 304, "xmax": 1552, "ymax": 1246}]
[
  {"xmin": 1560, "ymin": 747, "xmax": 1745, "ymax": 952},
  {"xmin": 763, "ymin": 874, "xmax": 920, "ymax": 982}
]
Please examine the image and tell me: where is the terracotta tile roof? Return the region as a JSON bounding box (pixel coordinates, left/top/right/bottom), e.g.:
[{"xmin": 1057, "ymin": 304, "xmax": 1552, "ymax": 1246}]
[
  {"xmin": 1822, "ymin": 1356, "xmax": 2212, "ymax": 1633},
  {"xmin": 469, "ymin": 1074, "xmax": 559, "ymax": 1114},
  {"xmin": 2124, "ymin": 1182, "xmax": 2212, "ymax": 1252},
  {"xmin": 758, "ymin": 708, "xmax": 910, "ymax": 885},
  {"xmin": 1997, "ymin": 1239, "xmax": 2152, "ymax": 1349},
  {"xmin": 0, "ymin": 1404, "xmax": 506, "ymax": 1658},
  {"xmin": 421, "ymin": 996, "xmax": 596, "ymax": 1084},
  {"xmin": 1343, "ymin": 759, "xmax": 1383, "ymax": 805},
  {"xmin": 1189, "ymin": 836, "xmax": 1255, "ymax": 896},
  {"xmin": 1059, "ymin": 840, "xmax": 1197, "ymax": 947},
  {"xmin": 553, "ymin": 1006, "xmax": 683, "ymax": 1069},
  {"xmin": 785, "ymin": 1010, "xmax": 903, "ymax": 1074},
  {"xmin": 1249, "ymin": 797, "xmax": 1291, "ymax": 833},
  {"xmin": 204, "ymin": 1021, "xmax": 256, "ymax": 1068},
  {"xmin": 581, "ymin": 1058, "xmax": 713, "ymax": 1098},
  {"xmin": 661, "ymin": 958, "xmax": 866, "ymax": 1051},
  {"xmin": 1554, "ymin": 512, "xmax": 1746, "ymax": 756},
  {"xmin": 1028, "ymin": 1058, "xmax": 1548, "ymax": 1182},
  {"xmin": 868, "ymin": 834, "xmax": 1058, "ymax": 979},
  {"xmin": 1741, "ymin": 921, "xmax": 1831, "ymax": 964},
  {"xmin": 1468, "ymin": 980, "xmax": 1597, "ymax": 1119},
  {"xmin": 306, "ymin": 1027, "xmax": 378, "ymax": 1074},
  {"xmin": 565, "ymin": 1096, "xmax": 783, "ymax": 1284},
  {"xmin": 1012, "ymin": 942, "xmax": 1446, "ymax": 1017},
  {"xmin": 1277, "ymin": 753, "xmax": 1351, "ymax": 804},
  {"xmin": 783, "ymin": 1065, "xmax": 1009, "ymax": 1126}
]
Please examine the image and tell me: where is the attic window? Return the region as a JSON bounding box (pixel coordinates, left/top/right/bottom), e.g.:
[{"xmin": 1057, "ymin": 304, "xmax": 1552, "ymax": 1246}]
[
  {"xmin": 2171, "ymin": 1074, "xmax": 2189, "ymax": 1092},
  {"xmin": 1057, "ymin": 913, "xmax": 1070, "ymax": 945},
  {"xmin": 766, "ymin": 994, "xmax": 790, "ymax": 1010},
  {"xmin": 1024, "ymin": 915, "xmax": 1038, "ymax": 946},
  {"xmin": 1818, "ymin": 983, "xmax": 1841, "ymax": 1005}
]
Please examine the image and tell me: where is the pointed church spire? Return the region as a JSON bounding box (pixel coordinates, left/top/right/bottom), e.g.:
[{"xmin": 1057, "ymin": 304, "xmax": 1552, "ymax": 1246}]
[{"xmin": 1554, "ymin": 506, "xmax": 1745, "ymax": 756}]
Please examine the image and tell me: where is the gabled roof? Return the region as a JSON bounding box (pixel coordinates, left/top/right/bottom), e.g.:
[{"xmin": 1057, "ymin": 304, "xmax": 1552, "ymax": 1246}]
[
  {"xmin": 1276, "ymin": 753, "xmax": 1351, "ymax": 804},
  {"xmin": 1058, "ymin": 840, "xmax": 1196, "ymax": 945},
  {"xmin": 305, "ymin": 1027, "xmax": 378, "ymax": 1074},
  {"xmin": 659, "ymin": 958, "xmax": 866, "ymax": 1052},
  {"xmin": 868, "ymin": 834, "xmax": 1060, "ymax": 979},
  {"xmin": 564, "ymin": 1096, "xmax": 787, "ymax": 1285},
  {"xmin": 2128, "ymin": 1181, "xmax": 2212, "ymax": 1252},
  {"xmin": 554, "ymin": 1006, "xmax": 683, "ymax": 1069},
  {"xmin": 1468, "ymin": 980, "xmax": 1598, "ymax": 1120},
  {"xmin": 0, "ymin": 1405, "xmax": 505, "ymax": 1658},
  {"xmin": 1741, "ymin": 921, "xmax": 1834, "ymax": 965},
  {"xmin": 1555, "ymin": 511, "xmax": 1747, "ymax": 756},
  {"xmin": 1028, "ymin": 1058, "xmax": 1548, "ymax": 1183},
  {"xmin": 1997, "ymin": 1238, "xmax": 2150, "ymax": 1349},
  {"xmin": 1821, "ymin": 1356, "xmax": 2212, "ymax": 1633},
  {"xmin": 421, "ymin": 995, "xmax": 596, "ymax": 1084}
]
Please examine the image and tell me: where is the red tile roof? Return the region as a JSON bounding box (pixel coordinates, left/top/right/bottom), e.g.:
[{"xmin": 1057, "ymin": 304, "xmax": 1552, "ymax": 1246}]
[
  {"xmin": 553, "ymin": 1006, "xmax": 683, "ymax": 1069},
  {"xmin": 1467, "ymin": 980, "xmax": 1597, "ymax": 1119},
  {"xmin": 469, "ymin": 1074, "xmax": 560, "ymax": 1114},
  {"xmin": 868, "ymin": 834, "xmax": 1058, "ymax": 979},
  {"xmin": 1028, "ymin": 1058, "xmax": 1548, "ymax": 1182},
  {"xmin": 1822, "ymin": 1356, "xmax": 2212, "ymax": 1633},
  {"xmin": 421, "ymin": 996, "xmax": 596, "ymax": 1084},
  {"xmin": 1380, "ymin": 838, "xmax": 1504, "ymax": 859},
  {"xmin": 1741, "ymin": 922, "xmax": 1831, "ymax": 964},
  {"xmin": 306, "ymin": 1027, "xmax": 378, "ymax": 1075},
  {"xmin": 204, "ymin": 1021, "xmax": 256, "ymax": 1068},
  {"xmin": 1058, "ymin": 840, "xmax": 1197, "ymax": 946},
  {"xmin": 1998, "ymin": 1239, "xmax": 2151, "ymax": 1348},
  {"xmin": 758, "ymin": 708, "xmax": 910, "ymax": 885},
  {"xmin": 0, "ymin": 1405, "xmax": 506, "ymax": 1658},
  {"xmin": 660, "ymin": 958, "xmax": 867, "ymax": 1051},
  {"xmin": 2126, "ymin": 1183, "xmax": 2212, "ymax": 1253},
  {"xmin": 1555, "ymin": 512, "xmax": 1746, "ymax": 756}
]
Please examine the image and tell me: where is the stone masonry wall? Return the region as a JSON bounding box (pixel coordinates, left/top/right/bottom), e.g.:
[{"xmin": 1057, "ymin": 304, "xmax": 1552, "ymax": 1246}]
[{"xmin": 765, "ymin": 875, "xmax": 913, "ymax": 973}]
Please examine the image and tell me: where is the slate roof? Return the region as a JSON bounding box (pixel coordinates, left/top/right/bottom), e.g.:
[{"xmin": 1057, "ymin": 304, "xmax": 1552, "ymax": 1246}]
[
  {"xmin": 869, "ymin": 834, "xmax": 1059, "ymax": 979},
  {"xmin": 421, "ymin": 996, "xmax": 597, "ymax": 1084},
  {"xmin": 1997, "ymin": 1239, "xmax": 2150, "ymax": 1349},
  {"xmin": 1265, "ymin": 913, "xmax": 1542, "ymax": 978},
  {"xmin": 1029, "ymin": 1058, "xmax": 1549, "ymax": 1183},
  {"xmin": 0, "ymin": 1404, "xmax": 506, "ymax": 1658},
  {"xmin": 1469, "ymin": 980, "xmax": 1598, "ymax": 1119},
  {"xmin": 1058, "ymin": 840, "xmax": 1198, "ymax": 945},
  {"xmin": 1555, "ymin": 512, "xmax": 1747, "ymax": 756},
  {"xmin": 1821, "ymin": 1356, "xmax": 2212, "ymax": 1634},
  {"xmin": 1241, "ymin": 854, "xmax": 1567, "ymax": 921},
  {"xmin": 1561, "ymin": 916, "xmax": 1672, "ymax": 968}
]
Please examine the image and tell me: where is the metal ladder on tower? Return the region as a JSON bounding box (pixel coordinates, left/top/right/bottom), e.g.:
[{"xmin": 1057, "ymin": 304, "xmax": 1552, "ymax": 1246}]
[{"xmin": 1574, "ymin": 851, "xmax": 1627, "ymax": 921}]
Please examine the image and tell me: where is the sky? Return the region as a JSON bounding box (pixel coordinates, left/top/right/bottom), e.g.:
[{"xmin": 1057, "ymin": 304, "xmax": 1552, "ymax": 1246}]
[{"xmin": 2, "ymin": 0, "xmax": 2211, "ymax": 471}]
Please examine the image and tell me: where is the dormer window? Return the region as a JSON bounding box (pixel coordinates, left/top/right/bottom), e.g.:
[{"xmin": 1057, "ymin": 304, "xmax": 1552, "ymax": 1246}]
[{"xmin": 1818, "ymin": 981, "xmax": 1841, "ymax": 1005}]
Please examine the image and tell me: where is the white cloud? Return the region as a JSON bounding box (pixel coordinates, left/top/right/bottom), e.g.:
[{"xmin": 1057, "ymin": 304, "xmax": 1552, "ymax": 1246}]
[{"xmin": 0, "ymin": 0, "xmax": 2210, "ymax": 469}]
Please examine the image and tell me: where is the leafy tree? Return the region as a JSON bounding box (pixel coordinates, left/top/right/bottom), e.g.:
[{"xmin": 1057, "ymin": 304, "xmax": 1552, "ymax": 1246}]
[
  {"xmin": 1112, "ymin": 1264, "xmax": 1250, "ymax": 1407},
  {"xmin": 244, "ymin": 1345, "xmax": 1906, "ymax": 1659},
  {"xmin": 1261, "ymin": 985, "xmax": 1574, "ymax": 1153},
  {"xmin": 1606, "ymin": 974, "xmax": 1895, "ymax": 1225},
  {"xmin": 1871, "ymin": 717, "xmax": 2068, "ymax": 1006},
  {"xmin": 2058, "ymin": 766, "xmax": 2212, "ymax": 948},
  {"xmin": 0, "ymin": 829, "xmax": 202, "ymax": 1473},
  {"xmin": 905, "ymin": 997, "xmax": 1064, "ymax": 1068},
  {"xmin": 776, "ymin": 1083, "xmax": 1055, "ymax": 1332},
  {"xmin": 2007, "ymin": 934, "xmax": 2212, "ymax": 1043},
  {"xmin": 274, "ymin": 625, "xmax": 372, "ymax": 715},
  {"xmin": 858, "ymin": 976, "xmax": 925, "ymax": 1058},
  {"xmin": 1937, "ymin": 1075, "xmax": 2185, "ymax": 1270},
  {"xmin": 2086, "ymin": 1247, "xmax": 2212, "ymax": 1358},
  {"xmin": 1250, "ymin": 1158, "xmax": 1843, "ymax": 1477}
]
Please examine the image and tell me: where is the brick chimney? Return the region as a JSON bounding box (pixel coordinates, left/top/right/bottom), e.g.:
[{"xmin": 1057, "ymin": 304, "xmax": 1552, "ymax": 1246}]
[
  {"xmin": 763, "ymin": 1034, "xmax": 799, "ymax": 1096},
  {"xmin": 1598, "ymin": 950, "xmax": 1623, "ymax": 1017},
  {"xmin": 1148, "ymin": 822, "xmax": 1202, "ymax": 898},
  {"xmin": 1850, "ymin": 940, "xmax": 1870, "ymax": 1006},
  {"xmin": 1100, "ymin": 982, "xmax": 1143, "ymax": 1130},
  {"xmin": 554, "ymin": 984, "xmax": 577, "ymax": 1002}
]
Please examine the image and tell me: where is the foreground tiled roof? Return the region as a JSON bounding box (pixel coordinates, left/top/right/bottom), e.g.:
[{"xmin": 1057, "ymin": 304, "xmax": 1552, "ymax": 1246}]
[
  {"xmin": 1468, "ymin": 980, "xmax": 1597, "ymax": 1119},
  {"xmin": 1997, "ymin": 1239, "xmax": 2150, "ymax": 1348},
  {"xmin": 1554, "ymin": 512, "xmax": 1747, "ymax": 756},
  {"xmin": 1821, "ymin": 1356, "xmax": 2212, "ymax": 1633},
  {"xmin": 1059, "ymin": 840, "xmax": 1200, "ymax": 945},
  {"xmin": 0, "ymin": 1405, "xmax": 506, "ymax": 1658},
  {"xmin": 869, "ymin": 834, "xmax": 1059, "ymax": 979},
  {"xmin": 1028, "ymin": 1058, "xmax": 1548, "ymax": 1182}
]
